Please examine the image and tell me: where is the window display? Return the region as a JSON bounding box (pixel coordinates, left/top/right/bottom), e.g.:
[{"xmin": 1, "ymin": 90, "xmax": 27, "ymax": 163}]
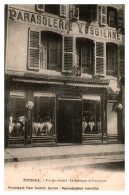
[
  {"xmin": 32, "ymin": 96, "xmax": 55, "ymax": 137},
  {"xmin": 9, "ymin": 98, "xmax": 25, "ymax": 137},
  {"xmin": 82, "ymin": 100, "xmax": 101, "ymax": 134}
]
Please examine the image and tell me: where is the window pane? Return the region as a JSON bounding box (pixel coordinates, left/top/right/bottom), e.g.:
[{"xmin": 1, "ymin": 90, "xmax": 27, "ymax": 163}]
[{"xmin": 9, "ymin": 98, "xmax": 25, "ymax": 137}]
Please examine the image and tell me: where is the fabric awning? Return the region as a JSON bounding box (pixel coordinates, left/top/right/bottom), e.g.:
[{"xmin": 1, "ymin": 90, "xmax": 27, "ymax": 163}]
[
  {"xmin": 66, "ymin": 83, "xmax": 108, "ymax": 88},
  {"xmin": 82, "ymin": 95, "xmax": 100, "ymax": 100},
  {"xmin": 10, "ymin": 91, "xmax": 25, "ymax": 97},
  {"xmin": 13, "ymin": 78, "xmax": 108, "ymax": 88},
  {"xmin": 13, "ymin": 78, "xmax": 64, "ymax": 85}
]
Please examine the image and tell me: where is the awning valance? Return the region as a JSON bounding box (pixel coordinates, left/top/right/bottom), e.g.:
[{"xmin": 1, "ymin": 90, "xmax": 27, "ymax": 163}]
[
  {"xmin": 13, "ymin": 78, "xmax": 64, "ymax": 85},
  {"xmin": 66, "ymin": 83, "xmax": 108, "ymax": 88},
  {"xmin": 10, "ymin": 91, "xmax": 25, "ymax": 97},
  {"xmin": 34, "ymin": 92, "xmax": 55, "ymax": 97},
  {"xmin": 82, "ymin": 95, "xmax": 100, "ymax": 101},
  {"xmin": 13, "ymin": 78, "xmax": 108, "ymax": 88}
]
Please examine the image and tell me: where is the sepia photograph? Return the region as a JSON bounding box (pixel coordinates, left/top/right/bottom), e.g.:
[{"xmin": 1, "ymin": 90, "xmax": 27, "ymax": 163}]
[{"xmin": 4, "ymin": 1, "xmax": 125, "ymax": 191}]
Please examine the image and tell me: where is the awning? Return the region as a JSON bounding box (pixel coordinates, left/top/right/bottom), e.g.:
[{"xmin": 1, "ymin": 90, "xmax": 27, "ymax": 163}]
[
  {"xmin": 82, "ymin": 95, "xmax": 100, "ymax": 101},
  {"xmin": 34, "ymin": 92, "xmax": 55, "ymax": 97},
  {"xmin": 13, "ymin": 78, "xmax": 108, "ymax": 88},
  {"xmin": 66, "ymin": 83, "xmax": 108, "ymax": 88},
  {"xmin": 10, "ymin": 91, "xmax": 25, "ymax": 97},
  {"xmin": 13, "ymin": 78, "xmax": 64, "ymax": 85}
]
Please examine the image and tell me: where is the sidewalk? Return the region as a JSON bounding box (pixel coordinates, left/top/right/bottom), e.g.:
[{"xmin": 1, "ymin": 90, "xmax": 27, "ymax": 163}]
[{"xmin": 4, "ymin": 144, "xmax": 125, "ymax": 163}]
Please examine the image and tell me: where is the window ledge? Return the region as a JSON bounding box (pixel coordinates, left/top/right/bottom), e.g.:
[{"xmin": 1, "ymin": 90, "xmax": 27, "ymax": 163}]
[
  {"xmin": 104, "ymin": 75, "xmax": 117, "ymax": 80},
  {"xmin": 38, "ymin": 69, "xmax": 62, "ymax": 76},
  {"xmin": 81, "ymin": 73, "xmax": 92, "ymax": 78}
]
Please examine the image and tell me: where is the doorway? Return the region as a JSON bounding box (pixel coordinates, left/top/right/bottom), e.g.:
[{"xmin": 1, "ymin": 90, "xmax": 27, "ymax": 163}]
[{"xmin": 57, "ymin": 100, "xmax": 82, "ymax": 143}]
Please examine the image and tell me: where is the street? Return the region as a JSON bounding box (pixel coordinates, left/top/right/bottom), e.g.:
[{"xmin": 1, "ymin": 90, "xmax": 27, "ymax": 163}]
[{"xmin": 4, "ymin": 154, "xmax": 125, "ymax": 191}]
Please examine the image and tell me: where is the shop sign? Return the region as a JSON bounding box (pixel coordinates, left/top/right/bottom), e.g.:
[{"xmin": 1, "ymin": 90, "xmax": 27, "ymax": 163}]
[
  {"xmin": 58, "ymin": 93, "xmax": 81, "ymax": 100},
  {"xmin": 8, "ymin": 7, "xmax": 122, "ymax": 41}
]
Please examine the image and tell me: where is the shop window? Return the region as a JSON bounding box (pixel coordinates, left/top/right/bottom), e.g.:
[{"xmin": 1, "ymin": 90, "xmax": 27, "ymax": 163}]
[
  {"xmin": 9, "ymin": 94, "xmax": 26, "ymax": 138},
  {"xmin": 82, "ymin": 98, "xmax": 101, "ymax": 134},
  {"xmin": 107, "ymin": 102, "xmax": 117, "ymax": 134},
  {"xmin": 106, "ymin": 43, "xmax": 118, "ymax": 76},
  {"xmin": 32, "ymin": 95, "xmax": 55, "ymax": 137},
  {"xmin": 76, "ymin": 38, "xmax": 93, "ymax": 74},
  {"xmin": 75, "ymin": 5, "xmax": 97, "ymax": 23},
  {"xmin": 41, "ymin": 32, "xmax": 62, "ymax": 71},
  {"xmin": 107, "ymin": 7, "xmax": 117, "ymax": 28}
]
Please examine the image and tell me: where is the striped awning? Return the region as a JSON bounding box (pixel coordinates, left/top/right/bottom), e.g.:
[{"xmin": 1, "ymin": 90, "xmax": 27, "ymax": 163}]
[
  {"xmin": 13, "ymin": 78, "xmax": 108, "ymax": 88},
  {"xmin": 10, "ymin": 91, "xmax": 25, "ymax": 97},
  {"xmin": 66, "ymin": 83, "xmax": 108, "ymax": 88},
  {"xmin": 82, "ymin": 95, "xmax": 100, "ymax": 100},
  {"xmin": 13, "ymin": 78, "xmax": 64, "ymax": 85},
  {"xmin": 34, "ymin": 92, "xmax": 55, "ymax": 97}
]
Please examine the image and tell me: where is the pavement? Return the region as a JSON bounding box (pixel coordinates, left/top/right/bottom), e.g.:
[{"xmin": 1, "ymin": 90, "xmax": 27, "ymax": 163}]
[{"xmin": 4, "ymin": 144, "xmax": 125, "ymax": 163}]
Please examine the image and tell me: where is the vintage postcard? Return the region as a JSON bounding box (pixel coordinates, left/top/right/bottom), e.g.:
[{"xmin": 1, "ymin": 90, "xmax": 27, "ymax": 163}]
[{"xmin": 3, "ymin": 0, "xmax": 126, "ymax": 192}]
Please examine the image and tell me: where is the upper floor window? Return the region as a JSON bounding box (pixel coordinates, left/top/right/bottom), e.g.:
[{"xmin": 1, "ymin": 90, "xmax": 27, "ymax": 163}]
[
  {"xmin": 41, "ymin": 32, "xmax": 62, "ymax": 71},
  {"xmin": 76, "ymin": 38, "xmax": 94, "ymax": 74},
  {"xmin": 45, "ymin": 4, "xmax": 60, "ymax": 15},
  {"xmin": 75, "ymin": 5, "xmax": 97, "ymax": 23},
  {"xmin": 28, "ymin": 30, "xmax": 62, "ymax": 72},
  {"xmin": 107, "ymin": 7, "xmax": 117, "ymax": 28},
  {"xmin": 35, "ymin": 4, "xmax": 67, "ymax": 17}
]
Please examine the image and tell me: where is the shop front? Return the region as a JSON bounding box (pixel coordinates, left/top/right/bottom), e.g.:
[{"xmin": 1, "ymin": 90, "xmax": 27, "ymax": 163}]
[{"xmin": 5, "ymin": 75, "xmax": 113, "ymax": 148}]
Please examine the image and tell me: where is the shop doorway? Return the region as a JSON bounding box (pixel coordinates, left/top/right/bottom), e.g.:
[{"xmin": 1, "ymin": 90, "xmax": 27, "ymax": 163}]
[{"xmin": 57, "ymin": 100, "xmax": 82, "ymax": 143}]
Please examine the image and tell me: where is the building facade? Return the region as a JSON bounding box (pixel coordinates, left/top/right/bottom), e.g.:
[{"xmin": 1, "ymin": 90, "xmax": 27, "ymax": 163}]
[{"xmin": 5, "ymin": 4, "xmax": 125, "ymax": 148}]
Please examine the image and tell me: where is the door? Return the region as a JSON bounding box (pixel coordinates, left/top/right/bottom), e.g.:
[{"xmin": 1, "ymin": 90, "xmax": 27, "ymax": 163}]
[{"xmin": 57, "ymin": 100, "xmax": 82, "ymax": 143}]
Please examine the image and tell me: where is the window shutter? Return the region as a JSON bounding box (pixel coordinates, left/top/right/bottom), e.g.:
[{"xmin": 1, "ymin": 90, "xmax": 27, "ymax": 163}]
[
  {"xmin": 35, "ymin": 4, "xmax": 45, "ymax": 13},
  {"xmin": 63, "ymin": 36, "xmax": 74, "ymax": 71},
  {"xmin": 28, "ymin": 29, "xmax": 40, "ymax": 70},
  {"xmin": 95, "ymin": 42, "xmax": 104, "ymax": 74},
  {"xmin": 119, "ymin": 45, "xmax": 125, "ymax": 77},
  {"xmin": 60, "ymin": 5, "xmax": 67, "ymax": 17},
  {"xmin": 99, "ymin": 6, "xmax": 107, "ymax": 26},
  {"xmin": 117, "ymin": 9, "xmax": 124, "ymax": 28},
  {"xmin": 69, "ymin": 5, "xmax": 79, "ymax": 20},
  {"xmin": 69, "ymin": 5, "xmax": 73, "ymax": 19}
]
